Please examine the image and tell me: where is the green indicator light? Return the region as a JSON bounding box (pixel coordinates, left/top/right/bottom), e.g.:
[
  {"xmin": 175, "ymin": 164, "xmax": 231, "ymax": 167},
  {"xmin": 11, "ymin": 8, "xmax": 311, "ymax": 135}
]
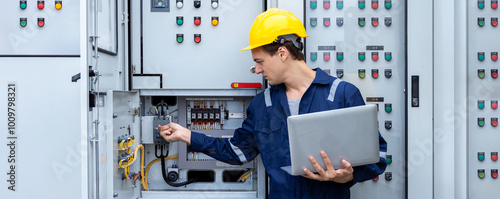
[
  {"xmin": 478, "ymin": 54, "xmax": 485, "ymax": 61},
  {"xmin": 20, "ymin": 3, "xmax": 27, "ymax": 9},
  {"xmin": 337, "ymin": 54, "xmax": 344, "ymax": 61},
  {"xmin": 311, "ymin": 55, "xmax": 317, "ymax": 61},
  {"xmin": 359, "ymin": 54, "xmax": 366, "ymax": 61},
  {"xmin": 479, "ymin": 20, "xmax": 485, "ymax": 27},
  {"xmin": 359, "ymin": 2, "xmax": 365, "ymax": 9},
  {"xmin": 385, "ymin": 106, "xmax": 392, "ymax": 113},
  {"xmin": 20, "ymin": 21, "xmax": 27, "ymax": 27},
  {"xmin": 479, "ymin": 154, "xmax": 485, "ymax": 161},
  {"xmin": 479, "ymin": 72, "xmax": 485, "ymax": 79},
  {"xmin": 479, "ymin": 102, "xmax": 485, "ymax": 109},
  {"xmin": 386, "ymin": 158, "xmax": 392, "ymax": 164},
  {"xmin": 479, "ymin": 120, "xmax": 485, "ymax": 127},
  {"xmin": 311, "ymin": 2, "xmax": 317, "ymax": 9},
  {"xmin": 479, "ymin": 2, "xmax": 485, "ymax": 9},
  {"xmin": 177, "ymin": 19, "xmax": 183, "ymax": 25},
  {"xmin": 479, "ymin": 172, "xmax": 485, "ymax": 179},
  {"xmin": 177, "ymin": 37, "xmax": 183, "ymax": 43},
  {"xmin": 359, "ymin": 20, "xmax": 365, "ymax": 27},
  {"xmin": 385, "ymin": 3, "xmax": 391, "ymax": 9},
  {"xmin": 337, "ymin": 3, "xmax": 343, "ymax": 9},
  {"xmin": 386, "ymin": 54, "xmax": 392, "ymax": 61},
  {"xmin": 311, "ymin": 20, "xmax": 317, "ymax": 27},
  {"xmin": 359, "ymin": 72, "xmax": 366, "ymax": 78}
]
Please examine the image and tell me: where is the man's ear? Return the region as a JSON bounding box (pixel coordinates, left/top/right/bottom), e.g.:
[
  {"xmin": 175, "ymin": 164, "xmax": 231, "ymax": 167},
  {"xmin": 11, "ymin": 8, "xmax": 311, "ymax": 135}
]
[{"xmin": 278, "ymin": 46, "xmax": 287, "ymax": 61}]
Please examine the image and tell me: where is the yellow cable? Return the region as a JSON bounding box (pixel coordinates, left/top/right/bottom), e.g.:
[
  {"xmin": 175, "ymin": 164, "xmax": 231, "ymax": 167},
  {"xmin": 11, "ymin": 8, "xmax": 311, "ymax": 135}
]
[
  {"xmin": 144, "ymin": 156, "xmax": 178, "ymax": 191},
  {"xmin": 240, "ymin": 173, "xmax": 251, "ymax": 182}
]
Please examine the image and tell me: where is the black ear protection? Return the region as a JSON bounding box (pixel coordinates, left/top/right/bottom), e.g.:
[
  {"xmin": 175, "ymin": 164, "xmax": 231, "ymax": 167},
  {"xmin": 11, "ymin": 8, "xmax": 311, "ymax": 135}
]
[{"xmin": 274, "ymin": 36, "xmax": 304, "ymax": 51}]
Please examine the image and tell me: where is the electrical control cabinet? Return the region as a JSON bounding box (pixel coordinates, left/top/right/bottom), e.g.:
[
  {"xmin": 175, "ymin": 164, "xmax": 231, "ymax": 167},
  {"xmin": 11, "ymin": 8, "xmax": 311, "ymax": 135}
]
[
  {"xmin": 467, "ymin": 0, "xmax": 500, "ymax": 197},
  {"xmin": 134, "ymin": 0, "xmax": 265, "ymax": 89},
  {"xmin": 0, "ymin": 0, "xmax": 79, "ymax": 55},
  {"xmin": 303, "ymin": 1, "xmax": 406, "ymax": 198}
]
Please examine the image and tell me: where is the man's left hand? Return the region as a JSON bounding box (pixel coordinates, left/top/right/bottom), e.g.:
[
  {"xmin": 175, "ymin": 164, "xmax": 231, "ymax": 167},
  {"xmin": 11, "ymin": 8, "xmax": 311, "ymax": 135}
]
[{"xmin": 302, "ymin": 151, "xmax": 354, "ymax": 183}]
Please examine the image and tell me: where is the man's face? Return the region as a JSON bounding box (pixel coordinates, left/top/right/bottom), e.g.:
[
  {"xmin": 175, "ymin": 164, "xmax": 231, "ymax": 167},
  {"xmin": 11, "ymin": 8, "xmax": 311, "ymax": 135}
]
[{"xmin": 251, "ymin": 47, "xmax": 284, "ymax": 85}]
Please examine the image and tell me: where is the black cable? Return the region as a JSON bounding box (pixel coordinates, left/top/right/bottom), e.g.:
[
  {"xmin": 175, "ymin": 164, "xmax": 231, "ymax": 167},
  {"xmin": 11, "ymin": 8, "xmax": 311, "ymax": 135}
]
[{"xmin": 160, "ymin": 155, "xmax": 197, "ymax": 187}]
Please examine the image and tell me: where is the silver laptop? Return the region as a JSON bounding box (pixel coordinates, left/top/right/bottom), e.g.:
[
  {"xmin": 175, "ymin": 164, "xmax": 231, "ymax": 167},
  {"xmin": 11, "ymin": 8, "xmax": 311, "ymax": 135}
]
[{"xmin": 281, "ymin": 104, "xmax": 380, "ymax": 176}]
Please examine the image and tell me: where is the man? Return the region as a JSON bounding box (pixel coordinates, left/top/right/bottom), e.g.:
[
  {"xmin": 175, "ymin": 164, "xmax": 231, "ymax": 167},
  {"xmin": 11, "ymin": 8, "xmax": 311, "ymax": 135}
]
[{"xmin": 159, "ymin": 8, "xmax": 387, "ymax": 198}]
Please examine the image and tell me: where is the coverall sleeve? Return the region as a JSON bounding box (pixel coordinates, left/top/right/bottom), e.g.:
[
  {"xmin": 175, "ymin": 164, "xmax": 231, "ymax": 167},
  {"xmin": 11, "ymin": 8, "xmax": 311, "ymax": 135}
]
[
  {"xmin": 344, "ymin": 83, "xmax": 388, "ymax": 185},
  {"xmin": 189, "ymin": 101, "xmax": 260, "ymax": 165}
]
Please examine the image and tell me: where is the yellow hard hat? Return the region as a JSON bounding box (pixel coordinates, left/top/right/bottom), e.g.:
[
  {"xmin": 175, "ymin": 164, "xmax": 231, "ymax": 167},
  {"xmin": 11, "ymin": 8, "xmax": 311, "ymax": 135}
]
[{"xmin": 241, "ymin": 8, "xmax": 309, "ymax": 51}]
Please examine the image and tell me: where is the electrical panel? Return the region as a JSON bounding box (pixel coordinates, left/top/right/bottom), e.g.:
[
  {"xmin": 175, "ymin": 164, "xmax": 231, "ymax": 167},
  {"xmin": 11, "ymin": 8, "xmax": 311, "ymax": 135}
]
[
  {"xmin": 134, "ymin": 0, "xmax": 265, "ymax": 89},
  {"xmin": 0, "ymin": 0, "xmax": 79, "ymax": 55},
  {"xmin": 304, "ymin": 0, "xmax": 406, "ymax": 198},
  {"xmin": 468, "ymin": 0, "xmax": 500, "ymax": 196}
]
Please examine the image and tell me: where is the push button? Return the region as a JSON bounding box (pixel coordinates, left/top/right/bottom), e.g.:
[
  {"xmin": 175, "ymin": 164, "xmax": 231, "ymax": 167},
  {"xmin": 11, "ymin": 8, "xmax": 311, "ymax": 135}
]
[
  {"xmin": 176, "ymin": 34, "xmax": 184, "ymax": 43},
  {"xmin": 385, "ymin": 52, "xmax": 392, "ymax": 61},
  {"xmin": 372, "ymin": 52, "xmax": 379, "ymax": 61},
  {"xmin": 194, "ymin": 34, "xmax": 201, "ymax": 43},
  {"xmin": 359, "ymin": 52, "xmax": 366, "ymax": 61},
  {"xmin": 492, "ymin": 69, "xmax": 498, "ymax": 78},
  {"xmin": 211, "ymin": 17, "xmax": 219, "ymax": 26},
  {"xmin": 385, "ymin": 69, "xmax": 392, "ymax": 78},
  {"xmin": 38, "ymin": 1, "xmax": 44, "ymax": 10},
  {"xmin": 492, "ymin": 117, "xmax": 498, "ymax": 127},
  {"xmin": 478, "ymin": 52, "xmax": 485, "ymax": 61},
  {"xmin": 359, "ymin": 0, "xmax": 366, "ymax": 9},
  {"xmin": 336, "ymin": 18, "xmax": 344, "ymax": 27},
  {"xmin": 493, "ymin": 0, "xmax": 499, "ymax": 9},
  {"xmin": 479, "ymin": 152, "xmax": 485, "ymax": 161},
  {"xmin": 323, "ymin": 52, "xmax": 331, "ymax": 61},
  {"xmin": 492, "ymin": 169, "xmax": 498, "ymax": 179},
  {"xmin": 492, "ymin": 18, "xmax": 498, "ymax": 27},
  {"xmin": 20, "ymin": 1, "xmax": 27, "ymax": 10},
  {"xmin": 492, "ymin": 52, "xmax": 498, "ymax": 61},
  {"xmin": 359, "ymin": 17, "xmax": 366, "ymax": 27},
  {"xmin": 478, "ymin": 17, "xmax": 485, "ymax": 27},
  {"xmin": 194, "ymin": 17, "xmax": 201, "ymax": 26},
  {"xmin": 176, "ymin": 16, "xmax": 184, "ymax": 25},
  {"xmin": 211, "ymin": 0, "xmax": 219, "ymax": 8},
  {"xmin": 492, "ymin": 100, "xmax": 498, "ymax": 109},
  {"xmin": 385, "ymin": 103, "xmax": 392, "ymax": 113},
  {"xmin": 478, "ymin": 69, "xmax": 485, "ymax": 79},
  {"xmin": 38, "ymin": 18, "xmax": 44, "ymax": 27},
  {"xmin": 324, "ymin": 18, "xmax": 331, "ymax": 27},
  {"xmin": 386, "ymin": 155, "xmax": 392, "ymax": 164},
  {"xmin": 478, "ymin": 100, "xmax": 485, "ymax": 109},
  {"xmin": 176, "ymin": 0, "xmax": 184, "ymax": 8},
  {"xmin": 20, "ymin": 18, "xmax": 27, "ymax": 27},
  {"xmin": 311, "ymin": 18, "xmax": 318, "ymax": 27},
  {"xmin": 311, "ymin": 1, "xmax": 318, "ymax": 9},
  {"xmin": 311, "ymin": 52, "xmax": 318, "ymax": 61},
  {"xmin": 324, "ymin": 1, "xmax": 331, "ymax": 9},
  {"xmin": 358, "ymin": 69, "xmax": 366, "ymax": 79},
  {"xmin": 337, "ymin": 1, "xmax": 343, "ymax": 9},
  {"xmin": 385, "ymin": 0, "xmax": 391, "ymax": 9},
  {"xmin": 372, "ymin": 0, "xmax": 379, "ymax": 9},
  {"xmin": 478, "ymin": 0, "xmax": 485, "ymax": 9},
  {"xmin": 373, "ymin": 176, "xmax": 379, "ymax": 181},
  {"xmin": 478, "ymin": 169, "xmax": 485, "ymax": 179},
  {"xmin": 478, "ymin": 118, "xmax": 485, "ymax": 127},
  {"xmin": 492, "ymin": 152, "xmax": 498, "ymax": 161},
  {"xmin": 336, "ymin": 52, "xmax": 344, "ymax": 61},
  {"xmin": 372, "ymin": 17, "xmax": 379, "ymax": 27},
  {"xmin": 55, "ymin": 1, "xmax": 62, "ymax": 10},
  {"xmin": 385, "ymin": 172, "xmax": 392, "ymax": 181},
  {"xmin": 372, "ymin": 69, "xmax": 379, "ymax": 78}
]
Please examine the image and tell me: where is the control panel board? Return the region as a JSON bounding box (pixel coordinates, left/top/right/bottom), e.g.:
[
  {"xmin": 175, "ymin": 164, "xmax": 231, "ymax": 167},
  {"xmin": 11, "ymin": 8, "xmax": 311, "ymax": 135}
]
[
  {"xmin": 468, "ymin": 0, "xmax": 500, "ymax": 197},
  {"xmin": 304, "ymin": 1, "xmax": 406, "ymax": 198}
]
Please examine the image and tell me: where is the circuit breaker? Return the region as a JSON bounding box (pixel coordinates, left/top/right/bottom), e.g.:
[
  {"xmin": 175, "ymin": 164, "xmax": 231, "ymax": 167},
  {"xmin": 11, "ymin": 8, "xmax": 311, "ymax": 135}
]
[
  {"xmin": 467, "ymin": 0, "xmax": 500, "ymax": 197},
  {"xmin": 304, "ymin": 0, "xmax": 406, "ymax": 198}
]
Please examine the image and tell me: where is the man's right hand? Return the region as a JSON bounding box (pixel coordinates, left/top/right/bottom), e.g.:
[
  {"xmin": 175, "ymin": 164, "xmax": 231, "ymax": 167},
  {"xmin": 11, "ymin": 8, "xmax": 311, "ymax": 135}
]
[{"xmin": 158, "ymin": 122, "xmax": 191, "ymax": 145}]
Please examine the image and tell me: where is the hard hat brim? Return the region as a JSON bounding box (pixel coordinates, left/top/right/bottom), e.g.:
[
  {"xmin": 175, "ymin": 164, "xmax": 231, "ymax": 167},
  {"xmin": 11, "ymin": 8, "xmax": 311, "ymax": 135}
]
[{"xmin": 241, "ymin": 45, "xmax": 254, "ymax": 51}]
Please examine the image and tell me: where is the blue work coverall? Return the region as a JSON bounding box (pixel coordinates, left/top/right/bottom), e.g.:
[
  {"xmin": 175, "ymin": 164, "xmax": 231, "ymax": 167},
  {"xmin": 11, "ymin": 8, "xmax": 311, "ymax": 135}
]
[{"xmin": 190, "ymin": 68, "xmax": 387, "ymax": 198}]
